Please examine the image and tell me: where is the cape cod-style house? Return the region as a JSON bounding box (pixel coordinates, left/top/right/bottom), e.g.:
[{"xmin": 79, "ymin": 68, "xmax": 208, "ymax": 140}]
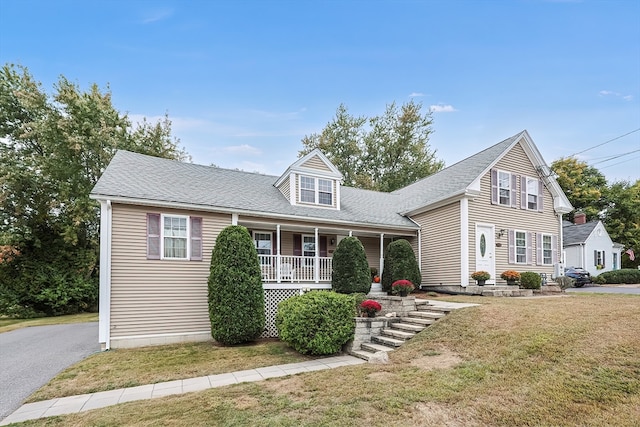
[{"xmin": 91, "ymin": 130, "xmax": 572, "ymax": 349}]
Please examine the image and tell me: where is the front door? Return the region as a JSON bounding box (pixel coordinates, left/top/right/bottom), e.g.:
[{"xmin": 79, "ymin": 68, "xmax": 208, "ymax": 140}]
[{"xmin": 475, "ymin": 224, "xmax": 496, "ymax": 284}]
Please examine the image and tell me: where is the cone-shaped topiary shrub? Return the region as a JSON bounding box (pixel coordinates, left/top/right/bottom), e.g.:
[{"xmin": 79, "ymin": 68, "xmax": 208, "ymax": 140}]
[
  {"xmin": 208, "ymin": 225, "xmax": 265, "ymax": 345},
  {"xmin": 382, "ymin": 239, "xmax": 421, "ymax": 294},
  {"xmin": 331, "ymin": 236, "xmax": 371, "ymax": 294},
  {"xmin": 276, "ymin": 291, "xmax": 355, "ymax": 355}
]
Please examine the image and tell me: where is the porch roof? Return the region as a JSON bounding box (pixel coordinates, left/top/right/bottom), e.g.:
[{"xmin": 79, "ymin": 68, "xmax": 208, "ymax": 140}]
[{"xmin": 91, "ymin": 150, "xmax": 418, "ymax": 230}]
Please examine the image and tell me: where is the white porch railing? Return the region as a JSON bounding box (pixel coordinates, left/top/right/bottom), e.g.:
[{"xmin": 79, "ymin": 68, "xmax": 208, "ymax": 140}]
[{"xmin": 258, "ymin": 255, "xmax": 332, "ymax": 283}]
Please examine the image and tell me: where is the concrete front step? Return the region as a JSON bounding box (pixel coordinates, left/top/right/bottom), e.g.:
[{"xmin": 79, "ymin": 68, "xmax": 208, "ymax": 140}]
[
  {"xmin": 390, "ymin": 322, "xmax": 426, "ymax": 333},
  {"xmin": 361, "ymin": 342, "xmax": 396, "ymax": 353},
  {"xmin": 408, "ymin": 311, "xmax": 446, "ymax": 319},
  {"xmin": 350, "ymin": 349, "xmax": 377, "ymax": 361},
  {"xmin": 381, "ymin": 328, "xmax": 415, "ymax": 340},
  {"xmin": 417, "ymin": 305, "xmax": 452, "ymax": 314},
  {"xmin": 372, "ymin": 335, "xmax": 405, "ymax": 347}
]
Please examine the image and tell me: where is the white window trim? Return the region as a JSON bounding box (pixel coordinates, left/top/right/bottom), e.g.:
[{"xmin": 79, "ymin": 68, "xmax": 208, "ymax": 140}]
[
  {"xmin": 253, "ymin": 230, "xmax": 272, "ymax": 265},
  {"xmin": 514, "ymin": 229, "xmax": 528, "ymax": 264},
  {"xmin": 540, "ymin": 233, "xmax": 553, "ymax": 265},
  {"xmin": 161, "ymin": 214, "xmax": 190, "ymax": 260},
  {"xmin": 525, "ymin": 176, "xmax": 539, "ymax": 211},
  {"xmin": 497, "ymin": 170, "xmax": 512, "ymax": 207},
  {"xmin": 302, "ymin": 234, "xmax": 316, "ymax": 257},
  {"xmin": 298, "ymin": 175, "xmax": 333, "ymax": 206}
]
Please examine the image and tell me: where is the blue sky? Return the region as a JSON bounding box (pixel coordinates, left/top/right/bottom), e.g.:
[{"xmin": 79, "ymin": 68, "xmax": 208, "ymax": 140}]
[{"xmin": 1, "ymin": 0, "xmax": 638, "ymax": 182}]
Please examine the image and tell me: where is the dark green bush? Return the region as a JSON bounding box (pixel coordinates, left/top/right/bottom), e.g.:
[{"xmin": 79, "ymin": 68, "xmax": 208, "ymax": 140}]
[
  {"xmin": 520, "ymin": 271, "xmax": 542, "ymax": 289},
  {"xmin": 208, "ymin": 225, "xmax": 265, "ymax": 345},
  {"xmin": 381, "ymin": 239, "xmax": 421, "ymax": 294},
  {"xmin": 331, "ymin": 237, "xmax": 371, "ymax": 294},
  {"xmin": 595, "ymin": 269, "xmax": 640, "ymax": 284},
  {"xmin": 276, "ymin": 291, "xmax": 355, "ymax": 355}
]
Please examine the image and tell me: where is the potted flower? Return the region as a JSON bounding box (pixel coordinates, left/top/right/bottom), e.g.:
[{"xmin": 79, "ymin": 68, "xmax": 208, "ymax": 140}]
[
  {"xmin": 391, "ymin": 279, "xmax": 415, "ymax": 297},
  {"xmin": 360, "ymin": 299, "xmax": 382, "ymax": 318},
  {"xmin": 471, "ymin": 271, "xmax": 490, "ymax": 286},
  {"xmin": 500, "ymin": 270, "xmax": 521, "ymax": 285}
]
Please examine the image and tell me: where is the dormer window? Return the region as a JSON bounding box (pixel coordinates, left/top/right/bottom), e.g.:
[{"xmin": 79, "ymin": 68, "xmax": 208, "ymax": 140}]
[{"xmin": 300, "ymin": 175, "xmax": 333, "ymax": 206}]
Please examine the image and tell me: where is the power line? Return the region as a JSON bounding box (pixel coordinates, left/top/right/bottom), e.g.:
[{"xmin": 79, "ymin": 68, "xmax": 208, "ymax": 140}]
[
  {"xmin": 597, "ymin": 154, "xmax": 640, "ymax": 170},
  {"xmin": 570, "ymin": 128, "xmax": 640, "ymax": 156},
  {"xmin": 591, "ymin": 148, "xmax": 640, "ymax": 166}
]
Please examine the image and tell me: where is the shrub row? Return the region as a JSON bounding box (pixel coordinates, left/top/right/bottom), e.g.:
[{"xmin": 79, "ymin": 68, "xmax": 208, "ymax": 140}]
[{"xmin": 594, "ymin": 269, "xmax": 640, "ymax": 284}]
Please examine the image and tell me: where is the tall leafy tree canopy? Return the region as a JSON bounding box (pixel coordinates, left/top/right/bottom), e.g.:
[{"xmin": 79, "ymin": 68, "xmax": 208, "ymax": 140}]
[
  {"xmin": 551, "ymin": 156, "xmax": 639, "ymax": 268},
  {"xmin": 0, "ymin": 64, "xmax": 188, "ymax": 316},
  {"xmin": 300, "ymin": 101, "xmax": 444, "ymax": 192}
]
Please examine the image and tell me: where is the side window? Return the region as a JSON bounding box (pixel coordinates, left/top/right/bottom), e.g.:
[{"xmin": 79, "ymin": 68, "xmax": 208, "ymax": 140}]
[{"xmin": 146, "ymin": 213, "xmax": 202, "ymax": 261}]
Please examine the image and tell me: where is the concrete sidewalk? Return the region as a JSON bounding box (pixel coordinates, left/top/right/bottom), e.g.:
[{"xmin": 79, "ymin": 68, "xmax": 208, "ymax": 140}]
[{"xmin": 1, "ymin": 355, "xmax": 365, "ymax": 425}]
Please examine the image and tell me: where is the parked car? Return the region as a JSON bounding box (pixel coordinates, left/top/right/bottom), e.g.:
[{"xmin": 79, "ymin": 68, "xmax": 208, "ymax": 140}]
[{"xmin": 564, "ymin": 267, "xmax": 592, "ymax": 287}]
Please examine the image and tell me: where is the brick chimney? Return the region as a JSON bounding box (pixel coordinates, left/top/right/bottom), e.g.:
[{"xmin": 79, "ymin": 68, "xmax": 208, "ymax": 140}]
[{"xmin": 574, "ymin": 211, "xmax": 587, "ymax": 225}]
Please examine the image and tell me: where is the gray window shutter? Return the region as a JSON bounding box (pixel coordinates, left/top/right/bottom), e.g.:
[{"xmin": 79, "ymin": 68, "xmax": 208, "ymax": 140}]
[
  {"xmin": 526, "ymin": 232, "xmax": 533, "ymax": 265},
  {"xmin": 511, "ymin": 174, "xmax": 518, "ymax": 208},
  {"xmin": 521, "ymin": 176, "xmax": 527, "ymax": 210},
  {"xmin": 147, "ymin": 213, "xmax": 161, "ymax": 260},
  {"xmin": 190, "ymin": 217, "xmax": 203, "ymax": 261},
  {"xmin": 538, "ymin": 180, "xmax": 544, "ymax": 212},
  {"xmin": 552, "ymin": 234, "xmax": 558, "ymax": 264},
  {"xmin": 536, "ymin": 233, "xmax": 542, "ymax": 265},
  {"xmin": 602, "ymin": 251, "xmax": 605, "ymax": 268},
  {"xmin": 594, "ymin": 250, "xmax": 598, "ymax": 266},
  {"xmin": 508, "ymin": 229, "xmax": 515, "ymax": 264},
  {"xmin": 491, "ymin": 169, "xmax": 498, "ymax": 205}
]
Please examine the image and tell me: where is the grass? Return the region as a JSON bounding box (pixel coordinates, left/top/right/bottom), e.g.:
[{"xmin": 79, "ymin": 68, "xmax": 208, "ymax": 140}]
[
  {"xmin": 12, "ymin": 294, "xmax": 640, "ymax": 426},
  {"xmin": 0, "ymin": 312, "xmax": 98, "ymax": 334}
]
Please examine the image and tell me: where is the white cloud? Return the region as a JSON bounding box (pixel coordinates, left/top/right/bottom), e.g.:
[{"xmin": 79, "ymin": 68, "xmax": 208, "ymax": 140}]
[
  {"xmin": 429, "ymin": 104, "xmax": 457, "ymax": 113},
  {"xmin": 409, "ymin": 92, "xmax": 425, "ymax": 98},
  {"xmin": 142, "ymin": 8, "xmax": 173, "ymax": 24},
  {"xmin": 599, "ymin": 90, "xmax": 633, "ymax": 101},
  {"xmin": 225, "ymin": 144, "xmax": 261, "ymax": 155}
]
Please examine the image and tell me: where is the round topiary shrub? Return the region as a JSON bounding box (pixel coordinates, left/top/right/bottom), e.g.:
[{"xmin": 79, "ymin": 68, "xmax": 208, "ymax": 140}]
[
  {"xmin": 208, "ymin": 225, "xmax": 265, "ymax": 345},
  {"xmin": 381, "ymin": 239, "xmax": 421, "ymax": 294},
  {"xmin": 331, "ymin": 236, "xmax": 371, "ymax": 294},
  {"xmin": 520, "ymin": 271, "xmax": 542, "ymax": 289},
  {"xmin": 276, "ymin": 291, "xmax": 355, "ymax": 355}
]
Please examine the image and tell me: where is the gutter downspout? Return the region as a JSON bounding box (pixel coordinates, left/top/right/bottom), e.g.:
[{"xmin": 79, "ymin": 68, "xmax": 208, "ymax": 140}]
[{"xmin": 99, "ymin": 200, "xmax": 112, "ymax": 350}]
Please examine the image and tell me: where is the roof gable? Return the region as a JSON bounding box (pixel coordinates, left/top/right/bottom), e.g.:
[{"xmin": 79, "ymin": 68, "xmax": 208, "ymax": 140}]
[{"xmin": 274, "ymin": 148, "xmax": 342, "ymax": 188}]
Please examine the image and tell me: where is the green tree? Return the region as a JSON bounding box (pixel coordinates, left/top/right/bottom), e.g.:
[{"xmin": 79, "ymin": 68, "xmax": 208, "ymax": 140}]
[
  {"xmin": 0, "ymin": 63, "xmax": 188, "ymax": 316},
  {"xmin": 551, "ymin": 157, "xmax": 608, "ymax": 222},
  {"xmin": 208, "ymin": 225, "xmax": 265, "ymax": 345},
  {"xmin": 331, "ymin": 236, "xmax": 371, "ymax": 294},
  {"xmin": 300, "ymin": 101, "xmax": 444, "ymax": 192},
  {"xmin": 602, "ymin": 180, "xmax": 640, "ymax": 268},
  {"xmin": 381, "ymin": 239, "xmax": 421, "ymax": 294}
]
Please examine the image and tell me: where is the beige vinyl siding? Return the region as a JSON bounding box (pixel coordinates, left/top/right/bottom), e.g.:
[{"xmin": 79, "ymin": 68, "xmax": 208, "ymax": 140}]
[
  {"xmin": 412, "ymin": 203, "xmax": 461, "ymax": 286},
  {"xmin": 301, "ymin": 154, "xmax": 333, "ymax": 172},
  {"xmin": 277, "ymin": 175, "xmax": 290, "ymax": 200},
  {"xmin": 109, "ymin": 204, "xmax": 230, "ymax": 341},
  {"xmin": 359, "ymin": 236, "xmax": 382, "ymax": 271},
  {"xmin": 468, "ymin": 141, "xmax": 559, "ymax": 280}
]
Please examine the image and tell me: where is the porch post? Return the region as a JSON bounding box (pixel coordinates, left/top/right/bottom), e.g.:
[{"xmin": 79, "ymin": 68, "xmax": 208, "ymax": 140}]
[
  {"xmin": 349, "ymin": 231, "xmax": 353, "ymax": 237},
  {"xmin": 379, "ymin": 233, "xmax": 385, "ymax": 281},
  {"xmin": 276, "ymin": 224, "xmax": 281, "ymax": 284},
  {"xmin": 314, "ymin": 227, "xmax": 319, "ymax": 283}
]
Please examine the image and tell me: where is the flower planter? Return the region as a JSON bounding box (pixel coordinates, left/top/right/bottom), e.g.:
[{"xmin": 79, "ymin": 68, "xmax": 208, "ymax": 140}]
[{"xmin": 476, "ymin": 280, "xmax": 486, "ymax": 286}]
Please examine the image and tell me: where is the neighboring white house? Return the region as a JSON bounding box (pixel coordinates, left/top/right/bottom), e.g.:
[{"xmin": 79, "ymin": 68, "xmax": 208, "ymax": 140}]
[{"xmin": 563, "ymin": 212, "xmax": 623, "ymax": 276}]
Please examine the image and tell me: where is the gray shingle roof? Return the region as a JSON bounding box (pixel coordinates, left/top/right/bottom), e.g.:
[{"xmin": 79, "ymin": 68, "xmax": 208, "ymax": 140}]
[
  {"xmin": 392, "ymin": 132, "xmax": 522, "ymax": 213},
  {"xmin": 563, "ymin": 220, "xmax": 598, "ymax": 246},
  {"xmin": 90, "ymin": 150, "xmax": 417, "ymax": 229}
]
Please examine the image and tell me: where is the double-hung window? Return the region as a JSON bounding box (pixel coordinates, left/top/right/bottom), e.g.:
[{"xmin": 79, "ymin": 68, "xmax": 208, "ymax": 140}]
[
  {"xmin": 253, "ymin": 231, "xmax": 272, "ymax": 265},
  {"xmin": 526, "ymin": 178, "xmax": 539, "ymax": 210},
  {"xmin": 541, "ymin": 234, "xmax": 552, "ymax": 265},
  {"xmin": 299, "ymin": 175, "xmax": 333, "ymax": 206},
  {"xmin": 499, "ymin": 172, "xmax": 511, "ymax": 206},
  {"xmin": 509, "ymin": 229, "xmax": 531, "ymax": 264},
  {"xmin": 515, "ymin": 231, "xmax": 527, "ymax": 264},
  {"xmin": 147, "ymin": 213, "xmax": 202, "ymax": 261}
]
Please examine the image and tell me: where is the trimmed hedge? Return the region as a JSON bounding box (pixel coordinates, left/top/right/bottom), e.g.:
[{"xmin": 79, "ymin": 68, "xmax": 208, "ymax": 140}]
[
  {"xmin": 382, "ymin": 239, "xmax": 421, "ymax": 294},
  {"xmin": 276, "ymin": 291, "xmax": 355, "ymax": 355},
  {"xmin": 595, "ymin": 269, "xmax": 640, "ymax": 284},
  {"xmin": 208, "ymin": 225, "xmax": 265, "ymax": 345},
  {"xmin": 520, "ymin": 271, "xmax": 542, "ymax": 289},
  {"xmin": 331, "ymin": 236, "xmax": 371, "ymax": 294}
]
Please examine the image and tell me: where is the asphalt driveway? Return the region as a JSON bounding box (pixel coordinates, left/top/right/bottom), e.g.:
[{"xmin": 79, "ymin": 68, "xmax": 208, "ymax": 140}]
[
  {"xmin": 566, "ymin": 284, "xmax": 640, "ymax": 295},
  {"xmin": 0, "ymin": 322, "xmax": 99, "ymax": 420}
]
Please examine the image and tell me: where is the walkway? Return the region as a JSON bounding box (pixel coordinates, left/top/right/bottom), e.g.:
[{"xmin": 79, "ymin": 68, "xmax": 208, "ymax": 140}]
[{"xmin": 0, "ymin": 355, "xmax": 365, "ymax": 425}]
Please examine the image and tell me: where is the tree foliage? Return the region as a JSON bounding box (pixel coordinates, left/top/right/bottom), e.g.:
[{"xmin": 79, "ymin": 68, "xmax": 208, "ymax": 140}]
[
  {"xmin": 300, "ymin": 101, "xmax": 444, "ymax": 192},
  {"xmin": 0, "ymin": 63, "xmax": 188, "ymax": 317},
  {"xmin": 208, "ymin": 225, "xmax": 265, "ymax": 345},
  {"xmin": 331, "ymin": 236, "xmax": 371, "ymax": 294},
  {"xmin": 601, "ymin": 180, "xmax": 640, "ymax": 268},
  {"xmin": 381, "ymin": 239, "xmax": 421, "ymax": 294},
  {"xmin": 551, "ymin": 157, "xmax": 608, "ymax": 222}
]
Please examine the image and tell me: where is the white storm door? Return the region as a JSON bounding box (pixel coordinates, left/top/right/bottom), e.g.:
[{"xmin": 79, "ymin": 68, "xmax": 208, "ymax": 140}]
[{"xmin": 475, "ymin": 224, "xmax": 496, "ymax": 284}]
